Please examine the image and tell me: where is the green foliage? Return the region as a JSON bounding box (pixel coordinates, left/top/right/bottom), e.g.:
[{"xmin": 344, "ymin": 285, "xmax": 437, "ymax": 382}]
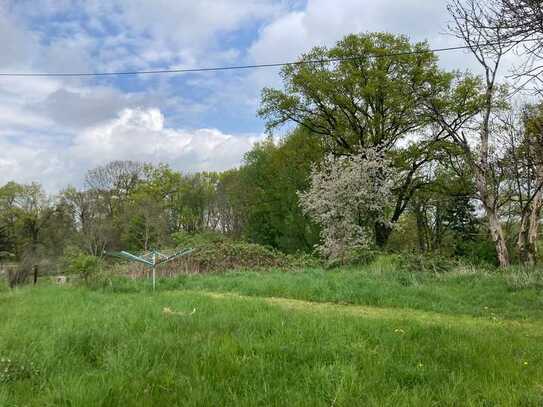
[
  {"xmin": 0, "ymin": 225, "xmax": 14, "ymax": 258},
  {"xmin": 394, "ymin": 253, "xmax": 458, "ymax": 274},
  {"xmin": 454, "ymin": 238, "xmax": 498, "ymax": 266},
  {"xmin": 64, "ymin": 249, "xmax": 101, "ymax": 281},
  {"xmin": 258, "ymin": 33, "xmax": 468, "ymax": 250},
  {"xmin": 284, "ymin": 252, "xmax": 323, "ymax": 269},
  {"xmin": 259, "ymin": 33, "xmax": 446, "ymax": 152},
  {"xmin": 174, "ymin": 241, "xmax": 288, "ymax": 273},
  {"xmin": 192, "ymin": 242, "xmax": 286, "ymax": 271},
  {"xmin": 349, "ymin": 248, "xmax": 380, "ymax": 267},
  {"xmin": 505, "ymin": 267, "xmax": 543, "ymax": 291},
  {"xmin": 238, "ymin": 129, "xmax": 323, "ymax": 252}
]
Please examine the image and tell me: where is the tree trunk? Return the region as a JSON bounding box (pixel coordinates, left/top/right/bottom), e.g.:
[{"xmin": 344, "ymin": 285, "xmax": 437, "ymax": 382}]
[
  {"xmin": 487, "ymin": 210, "xmax": 510, "ymax": 267},
  {"xmin": 474, "ymin": 165, "xmax": 510, "ymax": 268},
  {"xmin": 517, "ymin": 192, "xmax": 543, "ymax": 266},
  {"xmin": 517, "ymin": 210, "xmax": 531, "ymax": 265},
  {"xmin": 374, "ymin": 221, "xmax": 392, "ymax": 248},
  {"xmin": 527, "ymin": 195, "xmax": 542, "ymax": 262},
  {"xmin": 414, "ymin": 202, "xmax": 428, "ymax": 252}
]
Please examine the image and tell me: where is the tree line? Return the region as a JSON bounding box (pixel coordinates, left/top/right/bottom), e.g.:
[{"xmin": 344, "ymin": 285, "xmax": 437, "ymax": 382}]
[{"xmin": 1, "ymin": 0, "xmax": 542, "ymax": 275}]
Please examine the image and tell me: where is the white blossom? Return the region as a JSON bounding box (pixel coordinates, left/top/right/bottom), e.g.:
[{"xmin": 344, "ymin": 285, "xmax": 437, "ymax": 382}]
[{"xmin": 299, "ymin": 148, "xmax": 395, "ymax": 264}]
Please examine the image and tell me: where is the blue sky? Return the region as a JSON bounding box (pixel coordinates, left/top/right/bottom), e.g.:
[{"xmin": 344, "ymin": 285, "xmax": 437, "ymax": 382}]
[{"xmin": 0, "ymin": 0, "xmax": 486, "ymax": 191}]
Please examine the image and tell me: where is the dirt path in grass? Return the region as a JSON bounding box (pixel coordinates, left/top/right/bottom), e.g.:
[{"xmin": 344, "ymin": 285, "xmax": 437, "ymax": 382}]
[{"xmin": 180, "ymin": 290, "xmax": 543, "ymax": 335}]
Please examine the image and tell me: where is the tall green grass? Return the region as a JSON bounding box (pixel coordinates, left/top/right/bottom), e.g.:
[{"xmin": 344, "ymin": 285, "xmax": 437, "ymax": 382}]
[
  {"xmin": 107, "ymin": 258, "xmax": 543, "ymax": 321},
  {"xmin": 1, "ymin": 262, "xmax": 542, "ymax": 405}
]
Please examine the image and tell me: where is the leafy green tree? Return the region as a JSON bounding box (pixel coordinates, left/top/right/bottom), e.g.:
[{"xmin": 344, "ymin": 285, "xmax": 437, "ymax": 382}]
[
  {"xmin": 0, "ymin": 224, "xmax": 14, "ymax": 259},
  {"xmin": 409, "ymin": 165, "xmax": 480, "ymax": 255},
  {"xmin": 13, "ymin": 184, "xmax": 56, "ymax": 265},
  {"xmin": 239, "ymin": 129, "xmax": 324, "ymax": 252},
  {"xmin": 122, "ymin": 189, "xmax": 169, "ymax": 251},
  {"xmin": 215, "ymin": 169, "xmax": 245, "ymax": 237},
  {"xmin": 0, "ymin": 182, "xmax": 59, "ymax": 284},
  {"xmin": 61, "ymin": 187, "xmax": 116, "ymax": 256},
  {"xmin": 259, "ymin": 32, "xmax": 453, "ymax": 246}
]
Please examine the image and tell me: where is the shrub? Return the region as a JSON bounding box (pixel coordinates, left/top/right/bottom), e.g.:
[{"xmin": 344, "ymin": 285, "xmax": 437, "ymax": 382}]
[
  {"xmin": 454, "ymin": 239, "xmax": 498, "ymax": 267},
  {"xmin": 177, "ymin": 241, "xmax": 288, "ymax": 273},
  {"xmin": 299, "ymin": 149, "xmax": 395, "ymax": 264},
  {"xmin": 115, "ymin": 240, "xmax": 290, "ymax": 277},
  {"xmin": 505, "ymin": 267, "xmax": 543, "ymax": 291},
  {"xmin": 349, "ymin": 248, "xmax": 380, "ymax": 266},
  {"xmin": 285, "ymin": 252, "xmax": 323, "ymax": 269},
  {"xmin": 64, "ymin": 252, "xmax": 101, "ymax": 282},
  {"xmin": 395, "ymin": 253, "xmax": 458, "ymax": 274}
]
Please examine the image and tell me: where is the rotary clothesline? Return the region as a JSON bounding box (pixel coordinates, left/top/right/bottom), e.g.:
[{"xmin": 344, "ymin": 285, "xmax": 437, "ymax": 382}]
[{"xmin": 106, "ymin": 248, "xmax": 194, "ymax": 291}]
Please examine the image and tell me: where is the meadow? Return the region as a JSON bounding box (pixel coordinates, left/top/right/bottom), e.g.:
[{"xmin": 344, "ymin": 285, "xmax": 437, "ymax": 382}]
[{"xmin": 1, "ymin": 262, "xmax": 543, "ymax": 406}]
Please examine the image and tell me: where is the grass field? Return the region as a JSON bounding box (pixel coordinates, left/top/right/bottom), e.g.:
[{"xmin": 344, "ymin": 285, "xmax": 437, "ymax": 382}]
[{"xmin": 1, "ymin": 264, "xmax": 543, "ymax": 406}]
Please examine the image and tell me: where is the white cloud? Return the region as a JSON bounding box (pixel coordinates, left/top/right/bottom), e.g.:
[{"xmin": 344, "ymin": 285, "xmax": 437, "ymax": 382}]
[
  {"xmin": 0, "ymin": 108, "xmax": 263, "ymax": 192},
  {"xmin": 248, "ymin": 0, "xmax": 447, "ymax": 65},
  {"xmin": 8, "ymin": 0, "xmax": 283, "ymax": 72},
  {"xmin": 0, "ymin": 7, "xmax": 39, "ymax": 70},
  {"xmin": 32, "ymin": 87, "xmax": 136, "ymax": 129},
  {"xmin": 72, "ymin": 108, "xmax": 262, "ymax": 169}
]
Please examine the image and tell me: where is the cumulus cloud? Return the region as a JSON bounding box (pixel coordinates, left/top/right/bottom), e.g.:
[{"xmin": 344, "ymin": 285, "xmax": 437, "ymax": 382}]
[
  {"xmin": 0, "ymin": 8, "xmax": 38, "ymax": 70},
  {"xmin": 0, "ymin": 108, "xmax": 263, "ymax": 192},
  {"xmin": 72, "ymin": 108, "xmax": 263, "ymax": 169},
  {"xmin": 32, "ymin": 87, "xmax": 136, "ymax": 129}
]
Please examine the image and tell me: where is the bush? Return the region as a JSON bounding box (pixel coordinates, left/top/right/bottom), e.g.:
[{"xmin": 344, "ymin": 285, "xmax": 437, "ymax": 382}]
[
  {"xmin": 395, "ymin": 253, "xmax": 458, "ymax": 274},
  {"xmin": 349, "ymin": 248, "xmax": 380, "ymax": 266},
  {"xmin": 454, "ymin": 239, "xmax": 498, "ymax": 267},
  {"xmin": 64, "ymin": 252, "xmax": 101, "ymax": 282},
  {"xmin": 115, "ymin": 240, "xmax": 293, "ymax": 277},
  {"xmin": 177, "ymin": 241, "xmax": 288, "ymax": 273},
  {"xmin": 285, "ymin": 252, "xmax": 323, "ymax": 269},
  {"xmin": 505, "ymin": 267, "xmax": 543, "ymax": 291}
]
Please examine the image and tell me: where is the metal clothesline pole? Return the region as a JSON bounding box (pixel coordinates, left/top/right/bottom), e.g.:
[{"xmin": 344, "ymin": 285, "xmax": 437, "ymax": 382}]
[
  {"xmin": 105, "ymin": 248, "xmax": 194, "ymax": 291},
  {"xmin": 152, "ymin": 252, "xmax": 156, "ymax": 292}
]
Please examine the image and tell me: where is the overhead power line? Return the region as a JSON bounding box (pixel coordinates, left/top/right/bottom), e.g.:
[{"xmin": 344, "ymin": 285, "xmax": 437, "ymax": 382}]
[{"xmin": 0, "ymin": 39, "xmax": 535, "ymax": 78}]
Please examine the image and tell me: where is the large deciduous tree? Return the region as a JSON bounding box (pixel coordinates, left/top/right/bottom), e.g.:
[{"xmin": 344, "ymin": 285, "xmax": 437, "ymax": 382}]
[
  {"xmin": 259, "ymin": 32, "xmax": 451, "ymax": 247},
  {"xmin": 238, "ymin": 130, "xmax": 324, "ymax": 252},
  {"xmin": 500, "ymin": 103, "xmax": 543, "ymax": 265},
  {"xmin": 431, "ymin": 0, "xmax": 516, "ymax": 266},
  {"xmin": 85, "ymin": 160, "xmax": 145, "ymax": 219},
  {"xmin": 0, "ymin": 224, "xmax": 14, "ymax": 259}
]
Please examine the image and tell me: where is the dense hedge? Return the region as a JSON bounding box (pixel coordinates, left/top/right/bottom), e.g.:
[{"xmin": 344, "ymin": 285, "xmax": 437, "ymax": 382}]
[{"xmin": 115, "ymin": 239, "xmax": 321, "ymax": 277}]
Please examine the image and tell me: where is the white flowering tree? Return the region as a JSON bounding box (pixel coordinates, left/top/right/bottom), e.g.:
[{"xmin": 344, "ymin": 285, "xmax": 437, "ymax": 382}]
[{"xmin": 299, "ymin": 148, "xmax": 395, "ymax": 264}]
